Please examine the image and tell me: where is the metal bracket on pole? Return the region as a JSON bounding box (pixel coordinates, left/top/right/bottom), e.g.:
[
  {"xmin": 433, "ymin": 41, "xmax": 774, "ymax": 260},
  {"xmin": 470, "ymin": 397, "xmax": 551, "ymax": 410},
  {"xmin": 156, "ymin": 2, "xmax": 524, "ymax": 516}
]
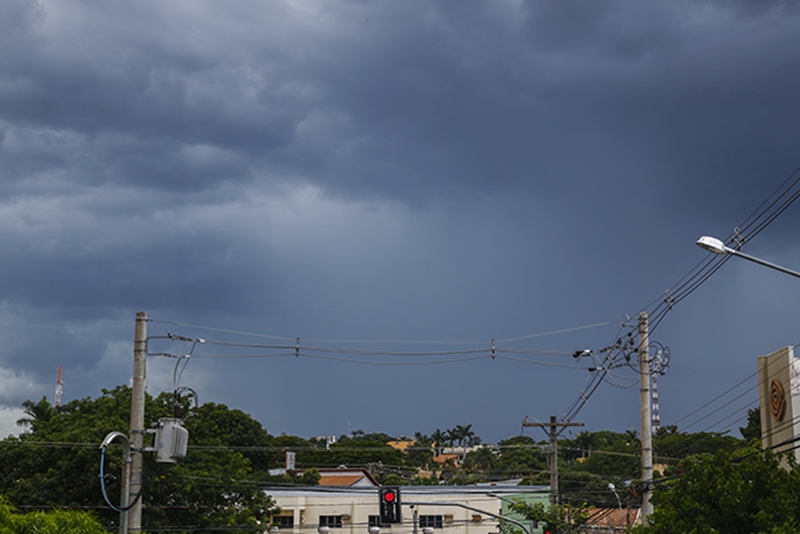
[{"xmin": 99, "ymin": 431, "xmax": 132, "ymax": 534}]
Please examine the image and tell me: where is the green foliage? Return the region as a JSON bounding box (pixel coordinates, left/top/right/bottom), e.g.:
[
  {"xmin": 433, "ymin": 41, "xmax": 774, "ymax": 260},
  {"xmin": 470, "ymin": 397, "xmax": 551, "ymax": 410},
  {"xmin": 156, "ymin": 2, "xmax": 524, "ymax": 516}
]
[
  {"xmin": 267, "ymin": 434, "xmax": 333, "ymax": 468},
  {"xmin": 409, "ymin": 475, "xmax": 439, "ymax": 485},
  {"xmin": 654, "ymin": 429, "xmax": 741, "ymax": 460},
  {"xmin": 507, "ymin": 498, "xmax": 589, "ymax": 534},
  {"xmin": 431, "ymin": 428, "xmax": 449, "ymax": 454},
  {"xmin": 740, "ymin": 407, "xmax": 761, "ymax": 442},
  {"xmin": 0, "ymin": 386, "xmax": 277, "ymax": 533},
  {"xmin": 463, "ymin": 445, "xmax": 497, "ymax": 474},
  {"xmin": 405, "ymin": 433, "xmax": 434, "ymax": 469},
  {"xmin": 300, "ymin": 467, "xmax": 322, "ymax": 485},
  {"xmin": 0, "ymin": 496, "xmax": 106, "ymax": 534},
  {"xmin": 180, "ymin": 399, "xmax": 274, "ymax": 471},
  {"xmin": 571, "ymin": 438, "xmax": 640, "ymax": 480},
  {"xmin": 447, "ymin": 424, "xmax": 480, "ymax": 447},
  {"xmin": 15, "ymin": 396, "xmax": 60, "ymax": 431},
  {"xmin": 636, "ymin": 446, "xmax": 800, "ymax": 533},
  {"xmin": 381, "ymin": 473, "xmax": 405, "ymax": 486},
  {"xmin": 496, "ymin": 436, "xmax": 547, "ymax": 478},
  {"xmin": 442, "ymin": 469, "xmax": 484, "ymax": 485},
  {"xmin": 340, "ymin": 431, "xmax": 394, "ymax": 443},
  {"xmin": 7, "ymin": 395, "xmax": 768, "ymax": 533},
  {"xmin": 328, "ymin": 439, "xmax": 405, "ymax": 466}
]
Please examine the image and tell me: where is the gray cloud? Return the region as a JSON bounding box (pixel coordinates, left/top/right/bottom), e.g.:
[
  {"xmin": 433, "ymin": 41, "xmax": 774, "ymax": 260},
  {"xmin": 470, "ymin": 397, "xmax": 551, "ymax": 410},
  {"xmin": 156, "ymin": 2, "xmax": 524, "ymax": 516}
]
[{"xmin": 0, "ymin": 0, "xmax": 797, "ymax": 442}]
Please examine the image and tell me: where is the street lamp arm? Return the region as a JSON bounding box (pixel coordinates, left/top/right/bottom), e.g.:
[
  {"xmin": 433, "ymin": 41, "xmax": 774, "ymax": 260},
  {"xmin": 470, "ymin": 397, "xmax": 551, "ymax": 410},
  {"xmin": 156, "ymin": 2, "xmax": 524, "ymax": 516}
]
[
  {"xmin": 696, "ymin": 236, "xmax": 800, "ymax": 280},
  {"xmin": 729, "ymin": 249, "xmax": 800, "ymax": 280}
]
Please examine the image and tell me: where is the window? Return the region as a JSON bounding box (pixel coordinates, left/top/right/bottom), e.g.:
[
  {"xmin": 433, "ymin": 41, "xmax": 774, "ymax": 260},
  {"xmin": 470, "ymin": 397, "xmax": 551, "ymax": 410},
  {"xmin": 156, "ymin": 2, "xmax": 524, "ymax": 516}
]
[
  {"xmin": 419, "ymin": 515, "xmax": 443, "ymax": 529},
  {"xmin": 319, "ymin": 515, "xmax": 343, "ymax": 528},
  {"xmin": 369, "ymin": 515, "xmax": 391, "ymax": 528},
  {"xmin": 274, "ymin": 516, "xmax": 294, "ymax": 529}
]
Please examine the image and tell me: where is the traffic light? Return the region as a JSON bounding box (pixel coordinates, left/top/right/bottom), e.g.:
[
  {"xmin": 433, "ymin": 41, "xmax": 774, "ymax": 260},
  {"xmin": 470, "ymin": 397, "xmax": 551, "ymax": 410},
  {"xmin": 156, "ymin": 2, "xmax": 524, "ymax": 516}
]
[{"xmin": 378, "ymin": 486, "xmax": 401, "ymax": 525}]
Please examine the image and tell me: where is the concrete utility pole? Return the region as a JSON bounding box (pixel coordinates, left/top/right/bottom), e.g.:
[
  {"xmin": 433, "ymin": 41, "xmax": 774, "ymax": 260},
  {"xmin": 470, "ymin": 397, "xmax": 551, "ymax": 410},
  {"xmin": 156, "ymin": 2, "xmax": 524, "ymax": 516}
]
[
  {"xmin": 523, "ymin": 415, "xmax": 584, "ymax": 505},
  {"xmin": 638, "ymin": 311, "xmax": 653, "ymax": 523},
  {"xmin": 129, "ymin": 311, "xmax": 148, "ymax": 532}
]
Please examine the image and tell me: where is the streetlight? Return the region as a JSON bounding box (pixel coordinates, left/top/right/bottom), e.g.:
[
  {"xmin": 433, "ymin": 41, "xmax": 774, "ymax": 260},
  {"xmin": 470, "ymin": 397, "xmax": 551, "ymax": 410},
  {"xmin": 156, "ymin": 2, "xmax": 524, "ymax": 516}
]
[
  {"xmin": 696, "ymin": 236, "xmax": 800, "ymax": 279},
  {"xmin": 609, "ymin": 483, "xmax": 624, "ymax": 529}
]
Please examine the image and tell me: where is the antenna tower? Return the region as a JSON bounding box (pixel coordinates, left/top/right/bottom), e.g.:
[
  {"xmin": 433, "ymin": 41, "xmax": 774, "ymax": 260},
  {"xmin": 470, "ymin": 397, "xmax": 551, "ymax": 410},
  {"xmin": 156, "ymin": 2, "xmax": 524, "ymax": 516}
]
[
  {"xmin": 55, "ymin": 366, "xmax": 64, "ymax": 407},
  {"xmin": 651, "ymin": 372, "xmax": 661, "ymax": 434}
]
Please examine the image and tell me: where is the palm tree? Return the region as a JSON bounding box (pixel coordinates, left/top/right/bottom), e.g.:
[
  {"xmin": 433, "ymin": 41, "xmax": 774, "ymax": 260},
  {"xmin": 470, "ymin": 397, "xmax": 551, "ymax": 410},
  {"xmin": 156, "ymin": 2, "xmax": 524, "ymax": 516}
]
[
  {"xmin": 448, "ymin": 424, "xmax": 478, "ymax": 461},
  {"xmin": 464, "ymin": 445, "xmax": 496, "ymax": 474},
  {"xmin": 452, "ymin": 424, "xmax": 476, "ymax": 447},
  {"xmin": 431, "ymin": 428, "xmax": 448, "ymax": 456},
  {"xmin": 16, "ymin": 396, "xmax": 57, "ymax": 429},
  {"xmin": 574, "ymin": 431, "xmax": 593, "ymax": 458}
]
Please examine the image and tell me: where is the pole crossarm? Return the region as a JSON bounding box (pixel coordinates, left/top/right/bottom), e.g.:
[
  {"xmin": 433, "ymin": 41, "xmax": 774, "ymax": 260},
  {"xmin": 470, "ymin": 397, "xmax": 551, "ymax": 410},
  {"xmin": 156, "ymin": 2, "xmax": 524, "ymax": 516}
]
[{"xmin": 522, "ymin": 415, "xmax": 584, "ymax": 505}]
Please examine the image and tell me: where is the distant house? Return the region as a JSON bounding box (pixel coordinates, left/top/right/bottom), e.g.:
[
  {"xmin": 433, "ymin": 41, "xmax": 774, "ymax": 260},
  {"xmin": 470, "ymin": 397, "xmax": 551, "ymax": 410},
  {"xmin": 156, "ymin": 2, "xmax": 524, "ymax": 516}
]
[
  {"xmin": 585, "ymin": 507, "xmax": 641, "ymax": 532},
  {"xmin": 316, "ymin": 468, "xmax": 380, "ymax": 488},
  {"xmin": 386, "ymin": 440, "xmax": 415, "ymax": 452},
  {"xmin": 432, "ymin": 453, "xmax": 460, "ymax": 465},
  {"xmin": 268, "ymin": 467, "xmax": 380, "ymax": 487}
]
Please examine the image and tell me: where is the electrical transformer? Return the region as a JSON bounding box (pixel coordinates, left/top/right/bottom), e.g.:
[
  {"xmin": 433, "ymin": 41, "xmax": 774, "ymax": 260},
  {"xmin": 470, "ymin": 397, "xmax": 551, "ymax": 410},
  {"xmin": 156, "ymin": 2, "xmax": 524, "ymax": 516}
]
[{"xmin": 155, "ymin": 418, "xmax": 189, "ymax": 463}]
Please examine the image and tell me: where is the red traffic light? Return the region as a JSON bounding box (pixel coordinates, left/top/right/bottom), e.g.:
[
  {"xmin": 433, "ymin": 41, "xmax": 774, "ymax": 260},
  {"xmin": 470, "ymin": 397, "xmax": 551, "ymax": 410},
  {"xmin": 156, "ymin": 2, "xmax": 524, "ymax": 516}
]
[{"xmin": 379, "ymin": 487, "xmax": 401, "ymax": 524}]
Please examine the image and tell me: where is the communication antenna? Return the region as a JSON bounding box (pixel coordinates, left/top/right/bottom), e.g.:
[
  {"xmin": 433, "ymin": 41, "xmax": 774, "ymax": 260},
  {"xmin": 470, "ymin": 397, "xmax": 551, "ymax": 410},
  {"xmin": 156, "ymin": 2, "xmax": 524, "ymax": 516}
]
[
  {"xmin": 651, "ymin": 372, "xmax": 661, "ymax": 434},
  {"xmin": 55, "ymin": 367, "xmax": 64, "ymax": 407}
]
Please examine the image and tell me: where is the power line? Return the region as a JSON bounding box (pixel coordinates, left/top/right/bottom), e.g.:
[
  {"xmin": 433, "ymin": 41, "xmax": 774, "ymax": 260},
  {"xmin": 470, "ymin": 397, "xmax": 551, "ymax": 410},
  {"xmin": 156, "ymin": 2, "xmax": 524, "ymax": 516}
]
[{"xmin": 143, "ymin": 166, "xmax": 800, "ymax": 452}]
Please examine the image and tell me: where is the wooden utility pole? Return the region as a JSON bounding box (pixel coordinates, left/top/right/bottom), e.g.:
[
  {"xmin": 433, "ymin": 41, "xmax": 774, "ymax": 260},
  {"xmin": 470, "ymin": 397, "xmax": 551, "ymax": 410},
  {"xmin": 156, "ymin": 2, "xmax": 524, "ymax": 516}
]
[
  {"xmin": 129, "ymin": 311, "xmax": 148, "ymax": 532},
  {"xmin": 638, "ymin": 311, "xmax": 653, "ymax": 522},
  {"xmin": 523, "ymin": 415, "xmax": 584, "ymax": 505}
]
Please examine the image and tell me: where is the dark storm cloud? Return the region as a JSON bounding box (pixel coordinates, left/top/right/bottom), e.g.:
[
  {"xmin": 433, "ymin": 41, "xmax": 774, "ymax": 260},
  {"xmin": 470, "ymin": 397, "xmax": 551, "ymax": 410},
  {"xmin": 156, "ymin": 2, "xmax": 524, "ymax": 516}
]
[{"xmin": 0, "ymin": 0, "xmax": 799, "ymax": 440}]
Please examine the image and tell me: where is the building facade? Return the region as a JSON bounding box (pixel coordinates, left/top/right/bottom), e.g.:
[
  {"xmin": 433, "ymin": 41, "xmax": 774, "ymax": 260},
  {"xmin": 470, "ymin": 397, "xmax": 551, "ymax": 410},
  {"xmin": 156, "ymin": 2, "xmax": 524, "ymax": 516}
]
[
  {"xmin": 266, "ymin": 485, "xmax": 550, "ymax": 534},
  {"xmin": 758, "ymin": 345, "xmax": 800, "ymax": 464}
]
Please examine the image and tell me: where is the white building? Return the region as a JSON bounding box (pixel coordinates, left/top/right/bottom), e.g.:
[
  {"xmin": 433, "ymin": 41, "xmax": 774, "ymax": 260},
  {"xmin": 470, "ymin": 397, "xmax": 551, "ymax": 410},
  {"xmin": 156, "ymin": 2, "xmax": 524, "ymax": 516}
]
[{"xmin": 266, "ymin": 479, "xmax": 549, "ymax": 534}]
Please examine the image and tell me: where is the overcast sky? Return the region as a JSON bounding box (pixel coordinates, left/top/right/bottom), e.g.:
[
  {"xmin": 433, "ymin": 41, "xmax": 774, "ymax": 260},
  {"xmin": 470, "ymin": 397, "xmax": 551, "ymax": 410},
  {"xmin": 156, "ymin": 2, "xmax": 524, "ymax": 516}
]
[{"xmin": 1, "ymin": 0, "xmax": 800, "ymax": 444}]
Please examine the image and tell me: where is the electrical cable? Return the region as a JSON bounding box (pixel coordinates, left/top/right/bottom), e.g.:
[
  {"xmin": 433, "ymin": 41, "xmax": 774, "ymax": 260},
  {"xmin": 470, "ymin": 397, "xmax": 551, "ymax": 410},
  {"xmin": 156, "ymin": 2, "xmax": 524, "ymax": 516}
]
[
  {"xmin": 143, "ymin": 166, "xmax": 800, "ymax": 462},
  {"xmin": 99, "ymin": 440, "xmax": 144, "ymax": 513}
]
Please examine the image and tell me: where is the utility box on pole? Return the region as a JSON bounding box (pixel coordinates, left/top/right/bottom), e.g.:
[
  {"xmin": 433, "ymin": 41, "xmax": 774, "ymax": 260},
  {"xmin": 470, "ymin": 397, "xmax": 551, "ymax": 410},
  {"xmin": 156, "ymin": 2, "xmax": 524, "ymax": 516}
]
[{"xmin": 155, "ymin": 418, "xmax": 189, "ymax": 464}]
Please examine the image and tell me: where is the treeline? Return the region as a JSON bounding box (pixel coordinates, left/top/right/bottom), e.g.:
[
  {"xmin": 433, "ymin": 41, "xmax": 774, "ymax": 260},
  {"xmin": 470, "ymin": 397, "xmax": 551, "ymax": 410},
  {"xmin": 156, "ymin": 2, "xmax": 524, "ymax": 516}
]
[{"xmin": 0, "ymin": 386, "xmax": 760, "ymax": 531}]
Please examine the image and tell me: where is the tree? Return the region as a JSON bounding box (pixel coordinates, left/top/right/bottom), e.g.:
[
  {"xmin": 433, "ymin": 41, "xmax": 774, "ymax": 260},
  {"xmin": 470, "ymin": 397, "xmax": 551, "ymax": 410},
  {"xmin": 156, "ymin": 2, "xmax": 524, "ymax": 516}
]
[
  {"xmin": 654, "ymin": 429, "xmax": 741, "ymax": 462},
  {"xmin": 496, "ymin": 436, "xmax": 547, "ymax": 479},
  {"xmin": 463, "ymin": 445, "xmax": 497, "ymax": 474},
  {"xmin": 431, "ymin": 428, "xmax": 449, "ymax": 455},
  {"xmin": 406, "ymin": 433, "xmax": 434, "ymax": 469},
  {"xmin": 740, "ymin": 407, "xmax": 761, "ymax": 442},
  {"xmin": 186, "ymin": 401, "xmax": 274, "ymax": 472},
  {"xmin": 329, "ymin": 438, "xmax": 405, "ymax": 467},
  {"xmin": 15, "ymin": 397, "xmax": 58, "ymax": 430},
  {"xmin": 268, "ymin": 434, "xmax": 333, "ymax": 469},
  {"xmin": 448, "ymin": 424, "xmax": 477, "ymax": 448},
  {"xmin": 0, "ymin": 386, "xmax": 277, "ymax": 533},
  {"xmin": 636, "ymin": 446, "xmax": 800, "ymax": 533},
  {"xmin": 506, "ymin": 498, "xmax": 589, "ymax": 534},
  {"xmin": 571, "ymin": 437, "xmax": 639, "ymax": 480}
]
